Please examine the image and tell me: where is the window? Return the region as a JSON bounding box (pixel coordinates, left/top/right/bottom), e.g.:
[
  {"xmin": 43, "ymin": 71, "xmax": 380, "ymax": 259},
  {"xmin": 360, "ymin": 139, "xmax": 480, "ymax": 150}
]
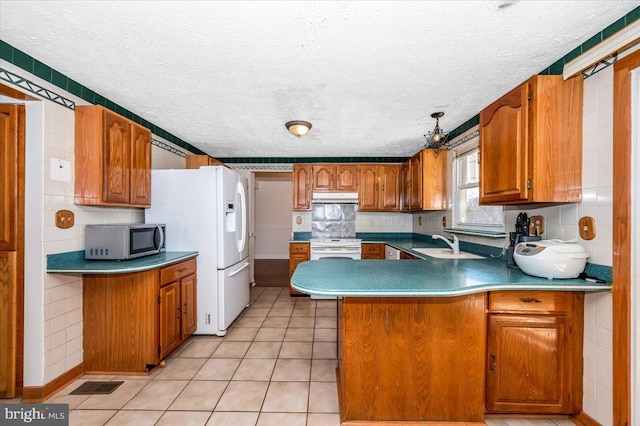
[{"xmin": 452, "ymin": 146, "xmax": 504, "ymax": 232}]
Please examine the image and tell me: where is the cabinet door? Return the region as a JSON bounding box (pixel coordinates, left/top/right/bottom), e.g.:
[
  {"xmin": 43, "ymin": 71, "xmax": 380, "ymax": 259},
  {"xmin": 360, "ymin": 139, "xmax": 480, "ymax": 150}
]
[
  {"xmin": 102, "ymin": 110, "xmax": 132, "ymax": 204},
  {"xmin": 313, "ymin": 164, "xmax": 335, "ymax": 191},
  {"xmin": 336, "ymin": 165, "xmax": 359, "ymax": 191},
  {"xmin": 361, "ymin": 243, "xmax": 383, "ymax": 259},
  {"xmin": 0, "ymin": 105, "xmax": 19, "ymax": 250},
  {"xmin": 421, "ymin": 150, "xmax": 447, "ymax": 210},
  {"xmin": 293, "ymin": 165, "xmax": 312, "ymax": 210},
  {"xmin": 181, "ymin": 273, "xmax": 197, "ymax": 337},
  {"xmin": 409, "ymin": 154, "xmax": 422, "ymax": 210},
  {"xmin": 289, "ymin": 243, "xmax": 309, "ymax": 295},
  {"xmin": 479, "ymin": 81, "xmax": 530, "ymax": 204},
  {"xmin": 487, "ymin": 314, "xmax": 572, "ymax": 414},
  {"xmin": 160, "ymin": 282, "xmax": 182, "ymax": 359},
  {"xmin": 400, "ymin": 161, "xmax": 410, "ymax": 211},
  {"xmin": 130, "ymin": 124, "xmax": 152, "ymax": 206},
  {"xmin": 379, "ymin": 165, "xmax": 400, "ymax": 211},
  {"xmin": 358, "ymin": 165, "xmax": 379, "ymax": 211}
]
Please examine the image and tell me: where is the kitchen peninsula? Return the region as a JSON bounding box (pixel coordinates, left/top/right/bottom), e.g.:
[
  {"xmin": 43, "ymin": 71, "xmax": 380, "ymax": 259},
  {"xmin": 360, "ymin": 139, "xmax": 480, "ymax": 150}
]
[{"xmin": 291, "ymin": 257, "xmax": 610, "ymax": 424}]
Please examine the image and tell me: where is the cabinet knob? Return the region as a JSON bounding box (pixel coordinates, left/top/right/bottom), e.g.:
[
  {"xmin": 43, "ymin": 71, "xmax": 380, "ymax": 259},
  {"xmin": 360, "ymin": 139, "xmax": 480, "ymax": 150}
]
[{"xmin": 520, "ymin": 298, "xmax": 542, "ymax": 304}]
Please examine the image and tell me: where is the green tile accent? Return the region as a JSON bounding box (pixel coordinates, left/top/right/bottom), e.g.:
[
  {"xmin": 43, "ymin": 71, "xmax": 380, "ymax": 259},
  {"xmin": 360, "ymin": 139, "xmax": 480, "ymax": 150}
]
[
  {"xmin": 603, "ymin": 16, "xmax": 626, "ymax": 39},
  {"xmin": 67, "ymin": 78, "xmax": 82, "ymax": 98},
  {"xmin": 625, "ymin": 6, "xmax": 640, "ymax": 24},
  {"xmin": 0, "ymin": 40, "xmax": 13, "ymax": 61},
  {"xmin": 51, "ymin": 69, "xmax": 67, "ymax": 90},
  {"xmin": 12, "ymin": 48, "xmax": 34, "ymax": 73},
  {"xmin": 581, "ymin": 32, "xmax": 603, "ymax": 52},
  {"xmin": 33, "ymin": 60, "xmax": 52, "ymax": 82}
]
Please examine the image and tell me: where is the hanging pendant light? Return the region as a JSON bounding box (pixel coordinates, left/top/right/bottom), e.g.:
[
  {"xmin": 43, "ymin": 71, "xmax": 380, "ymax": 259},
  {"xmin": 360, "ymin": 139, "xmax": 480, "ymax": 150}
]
[
  {"xmin": 285, "ymin": 121, "xmax": 312, "ymax": 138},
  {"xmin": 424, "ymin": 112, "xmax": 449, "ymax": 153}
]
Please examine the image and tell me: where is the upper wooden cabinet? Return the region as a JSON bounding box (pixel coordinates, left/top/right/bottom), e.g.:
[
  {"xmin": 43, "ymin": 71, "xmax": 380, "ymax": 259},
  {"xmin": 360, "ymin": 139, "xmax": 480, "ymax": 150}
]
[
  {"xmin": 358, "ymin": 164, "xmax": 401, "ymax": 211},
  {"xmin": 402, "ymin": 149, "xmax": 447, "ymax": 211},
  {"xmin": 312, "ymin": 164, "xmax": 358, "ymax": 191},
  {"xmin": 293, "ymin": 164, "xmax": 312, "ymax": 210},
  {"xmin": 185, "ymin": 154, "xmax": 223, "ymax": 168},
  {"xmin": 479, "ymin": 75, "xmax": 583, "ymax": 205},
  {"xmin": 75, "ymin": 105, "xmax": 152, "ymax": 207}
]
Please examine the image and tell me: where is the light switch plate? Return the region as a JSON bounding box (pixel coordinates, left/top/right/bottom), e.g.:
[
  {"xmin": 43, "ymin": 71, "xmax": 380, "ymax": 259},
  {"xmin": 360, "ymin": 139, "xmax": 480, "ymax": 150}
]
[{"xmin": 50, "ymin": 158, "xmax": 71, "ymax": 182}]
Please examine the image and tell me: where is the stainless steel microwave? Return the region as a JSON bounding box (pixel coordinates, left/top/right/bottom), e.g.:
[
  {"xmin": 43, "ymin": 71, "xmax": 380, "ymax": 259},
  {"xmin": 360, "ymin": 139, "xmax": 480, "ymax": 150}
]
[{"xmin": 85, "ymin": 223, "xmax": 166, "ymax": 260}]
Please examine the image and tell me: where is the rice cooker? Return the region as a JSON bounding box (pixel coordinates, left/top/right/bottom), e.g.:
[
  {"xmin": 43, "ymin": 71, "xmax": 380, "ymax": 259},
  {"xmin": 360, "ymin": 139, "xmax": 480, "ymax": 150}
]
[{"xmin": 513, "ymin": 240, "xmax": 589, "ymax": 279}]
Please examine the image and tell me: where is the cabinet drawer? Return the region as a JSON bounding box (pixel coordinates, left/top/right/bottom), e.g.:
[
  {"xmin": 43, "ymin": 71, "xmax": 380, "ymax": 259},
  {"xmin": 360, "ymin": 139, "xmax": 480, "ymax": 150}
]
[
  {"xmin": 161, "ymin": 258, "xmax": 197, "ymax": 286},
  {"xmin": 362, "ymin": 243, "xmax": 382, "ymax": 255},
  {"xmin": 488, "ymin": 291, "xmax": 573, "ymax": 314},
  {"xmin": 290, "ymin": 243, "xmax": 309, "ymax": 254}
]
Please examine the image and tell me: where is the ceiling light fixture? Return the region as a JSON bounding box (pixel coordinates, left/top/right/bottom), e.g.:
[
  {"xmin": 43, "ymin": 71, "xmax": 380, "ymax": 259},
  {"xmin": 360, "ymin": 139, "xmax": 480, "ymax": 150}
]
[
  {"xmin": 424, "ymin": 112, "xmax": 449, "ymax": 153},
  {"xmin": 285, "ymin": 120, "xmax": 312, "ymax": 138}
]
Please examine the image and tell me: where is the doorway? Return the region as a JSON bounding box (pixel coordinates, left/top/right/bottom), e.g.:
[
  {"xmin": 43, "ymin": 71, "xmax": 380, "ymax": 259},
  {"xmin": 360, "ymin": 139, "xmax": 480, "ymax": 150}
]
[{"xmin": 253, "ymin": 172, "xmax": 293, "ymax": 287}]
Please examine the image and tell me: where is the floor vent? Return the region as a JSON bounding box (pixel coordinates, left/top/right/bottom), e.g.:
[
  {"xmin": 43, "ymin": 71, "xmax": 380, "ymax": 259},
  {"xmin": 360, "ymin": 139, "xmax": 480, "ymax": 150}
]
[{"xmin": 70, "ymin": 381, "xmax": 123, "ymax": 395}]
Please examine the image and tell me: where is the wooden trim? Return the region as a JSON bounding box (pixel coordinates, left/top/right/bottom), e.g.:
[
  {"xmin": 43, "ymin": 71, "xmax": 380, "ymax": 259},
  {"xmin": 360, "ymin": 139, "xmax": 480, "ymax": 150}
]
[
  {"xmin": 22, "ymin": 363, "xmax": 84, "ymax": 403},
  {"xmin": 15, "ymin": 105, "xmax": 25, "ymax": 397},
  {"xmin": 611, "ymin": 49, "xmax": 640, "ymax": 426},
  {"xmin": 0, "ymin": 83, "xmax": 38, "ymax": 101},
  {"xmin": 570, "ymin": 411, "xmax": 601, "ymax": 426}
]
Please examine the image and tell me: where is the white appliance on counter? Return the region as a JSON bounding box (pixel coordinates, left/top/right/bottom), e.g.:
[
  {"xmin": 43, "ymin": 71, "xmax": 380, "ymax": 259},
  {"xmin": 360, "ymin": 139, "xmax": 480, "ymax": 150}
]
[
  {"xmin": 513, "ymin": 239, "xmax": 589, "ymax": 279},
  {"xmin": 145, "ymin": 166, "xmax": 249, "ymax": 336}
]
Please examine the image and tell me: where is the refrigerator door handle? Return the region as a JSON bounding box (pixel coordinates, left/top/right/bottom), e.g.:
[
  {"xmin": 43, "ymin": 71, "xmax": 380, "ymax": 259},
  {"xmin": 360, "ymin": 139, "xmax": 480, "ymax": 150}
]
[
  {"xmin": 228, "ymin": 261, "xmax": 250, "ymax": 277},
  {"xmin": 236, "ymin": 180, "xmax": 247, "ymax": 253}
]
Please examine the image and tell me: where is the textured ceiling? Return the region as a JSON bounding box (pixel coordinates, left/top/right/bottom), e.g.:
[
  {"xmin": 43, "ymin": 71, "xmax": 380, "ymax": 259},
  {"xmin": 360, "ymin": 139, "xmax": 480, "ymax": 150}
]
[{"xmin": 0, "ymin": 1, "xmax": 637, "ymax": 158}]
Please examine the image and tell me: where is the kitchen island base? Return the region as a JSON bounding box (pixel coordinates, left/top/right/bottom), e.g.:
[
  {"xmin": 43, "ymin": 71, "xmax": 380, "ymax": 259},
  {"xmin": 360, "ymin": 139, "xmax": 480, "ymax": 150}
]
[{"xmin": 338, "ymin": 295, "xmax": 487, "ymax": 424}]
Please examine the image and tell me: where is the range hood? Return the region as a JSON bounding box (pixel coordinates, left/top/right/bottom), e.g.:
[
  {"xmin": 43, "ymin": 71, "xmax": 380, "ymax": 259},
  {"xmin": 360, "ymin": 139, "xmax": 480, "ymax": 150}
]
[{"xmin": 311, "ymin": 192, "xmax": 359, "ymax": 204}]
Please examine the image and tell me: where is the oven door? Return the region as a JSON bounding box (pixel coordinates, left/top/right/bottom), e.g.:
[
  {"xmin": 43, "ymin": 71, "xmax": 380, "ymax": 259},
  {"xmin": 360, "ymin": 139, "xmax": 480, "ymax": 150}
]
[{"xmin": 310, "ymin": 247, "xmax": 361, "ymax": 260}]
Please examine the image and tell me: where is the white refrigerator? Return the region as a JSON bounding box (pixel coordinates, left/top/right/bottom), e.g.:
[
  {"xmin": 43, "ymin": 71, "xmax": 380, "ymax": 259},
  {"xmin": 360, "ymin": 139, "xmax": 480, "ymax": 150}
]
[{"xmin": 145, "ymin": 166, "xmax": 250, "ymax": 336}]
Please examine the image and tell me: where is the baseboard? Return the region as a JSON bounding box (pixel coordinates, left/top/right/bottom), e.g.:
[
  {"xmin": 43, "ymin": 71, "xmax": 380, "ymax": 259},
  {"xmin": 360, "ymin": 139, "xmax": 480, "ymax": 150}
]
[
  {"xmin": 22, "ymin": 363, "xmax": 84, "ymax": 403},
  {"xmin": 570, "ymin": 411, "xmax": 601, "ymax": 426}
]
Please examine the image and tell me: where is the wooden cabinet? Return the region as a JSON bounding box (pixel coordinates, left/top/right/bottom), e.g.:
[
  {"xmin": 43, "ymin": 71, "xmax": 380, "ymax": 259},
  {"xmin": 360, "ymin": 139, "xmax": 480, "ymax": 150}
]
[
  {"xmin": 83, "ymin": 257, "xmax": 197, "ymax": 374},
  {"xmin": 402, "ymin": 149, "xmax": 447, "ymax": 211},
  {"xmin": 75, "ymin": 105, "xmax": 152, "ymax": 207},
  {"xmin": 358, "ymin": 164, "xmax": 401, "ymax": 211},
  {"xmin": 185, "ymin": 154, "xmax": 223, "ymax": 168},
  {"xmin": 159, "ymin": 258, "xmax": 197, "ymax": 359},
  {"xmin": 361, "ymin": 243, "xmax": 383, "ymax": 259},
  {"xmin": 289, "ymin": 243, "xmax": 310, "ymax": 295},
  {"xmin": 486, "ymin": 291, "xmax": 584, "ymax": 414},
  {"xmin": 339, "ymin": 295, "xmax": 487, "ymax": 422},
  {"xmin": 479, "ymin": 75, "xmax": 583, "ymax": 205},
  {"xmin": 399, "ymin": 251, "xmax": 418, "ymax": 259},
  {"xmin": 312, "ymin": 164, "xmax": 358, "ymax": 191},
  {"xmin": 293, "ymin": 164, "xmax": 312, "ymax": 210}
]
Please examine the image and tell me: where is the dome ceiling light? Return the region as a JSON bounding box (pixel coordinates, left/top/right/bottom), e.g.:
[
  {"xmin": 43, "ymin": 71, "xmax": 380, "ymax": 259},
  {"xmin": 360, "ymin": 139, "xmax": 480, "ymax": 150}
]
[{"xmin": 285, "ymin": 121, "xmax": 312, "ymax": 138}]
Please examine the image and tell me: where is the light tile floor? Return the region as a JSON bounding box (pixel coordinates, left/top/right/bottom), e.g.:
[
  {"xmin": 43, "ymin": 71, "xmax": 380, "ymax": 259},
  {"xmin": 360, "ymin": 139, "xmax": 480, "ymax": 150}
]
[{"xmin": 4, "ymin": 287, "xmax": 579, "ymax": 426}]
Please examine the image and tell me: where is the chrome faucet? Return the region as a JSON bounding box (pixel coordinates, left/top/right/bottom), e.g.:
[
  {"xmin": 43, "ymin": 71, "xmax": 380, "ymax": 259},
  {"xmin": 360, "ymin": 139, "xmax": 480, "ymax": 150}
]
[{"xmin": 432, "ymin": 234, "xmax": 460, "ymax": 254}]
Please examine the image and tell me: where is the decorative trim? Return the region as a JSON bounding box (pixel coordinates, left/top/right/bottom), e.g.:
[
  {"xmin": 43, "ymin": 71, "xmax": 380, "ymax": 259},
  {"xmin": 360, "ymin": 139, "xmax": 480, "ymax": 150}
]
[
  {"xmin": 22, "ymin": 363, "xmax": 84, "ymax": 403},
  {"xmin": 219, "ymin": 157, "xmax": 408, "ymax": 164},
  {"xmin": 447, "ymin": 129, "xmax": 480, "ymax": 150},
  {"xmin": 230, "ymin": 164, "xmax": 294, "ymax": 171},
  {"xmin": 0, "ymin": 67, "xmax": 75, "ymax": 109},
  {"xmin": 152, "ymin": 138, "xmax": 187, "ymax": 158},
  {"xmin": 581, "ymin": 53, "xmax": 618, "ymax": 78}
]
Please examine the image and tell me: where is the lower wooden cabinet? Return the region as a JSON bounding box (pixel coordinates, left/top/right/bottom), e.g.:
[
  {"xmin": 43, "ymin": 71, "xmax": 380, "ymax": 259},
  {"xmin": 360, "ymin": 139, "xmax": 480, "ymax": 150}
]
[
  {"xmin": 83, "ymin": 257, "xmax": 197, "ymax": 374},
  {"xmin": 289, "ymin": 243, "xmax": 309, "ymax": 295},
  {"xmin": 486, "ymin": 291, "xmax": 583, "ymax": 414}
]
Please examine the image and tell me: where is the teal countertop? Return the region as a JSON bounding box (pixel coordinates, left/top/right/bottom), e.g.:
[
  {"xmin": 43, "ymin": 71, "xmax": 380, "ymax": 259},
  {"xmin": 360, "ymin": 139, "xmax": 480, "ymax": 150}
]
[
  {"xmin": 291, "ymin": 258, "xmax": 611, "ymax": 297},
  {"xmin": 47, "ymin": 250, "xmax": 199, "ymax": 274},
  {"xmin": 290, "ymin": 233, "xmax": 611, "ymax": 297}
]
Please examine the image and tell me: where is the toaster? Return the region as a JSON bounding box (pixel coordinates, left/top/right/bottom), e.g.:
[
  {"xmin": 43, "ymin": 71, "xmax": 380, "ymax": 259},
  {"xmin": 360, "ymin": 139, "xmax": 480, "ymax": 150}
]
[{"xmin": 513, "ymin": 240, "xmax": 589, "ymax": 279}]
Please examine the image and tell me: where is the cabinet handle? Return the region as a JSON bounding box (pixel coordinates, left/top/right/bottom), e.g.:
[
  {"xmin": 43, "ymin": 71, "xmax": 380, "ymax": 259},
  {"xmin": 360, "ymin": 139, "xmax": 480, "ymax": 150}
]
[
  {"xmin": 520, "ymin": 298, "xmax": 542, "ymax": 304},
  {"xmin": 177, "ymin": 267, "xmax": 187, "ymax": 272},
  {"xmin": 183, "ymin": 303, "xmax": 188, "ymax": 315},
  {"xmin": 176, "ymin": 307, "xmax": 182, "ymax": 319},
  {"xmin": 490, "ymin": 354, "xmax": 496, "ymax": 371}
]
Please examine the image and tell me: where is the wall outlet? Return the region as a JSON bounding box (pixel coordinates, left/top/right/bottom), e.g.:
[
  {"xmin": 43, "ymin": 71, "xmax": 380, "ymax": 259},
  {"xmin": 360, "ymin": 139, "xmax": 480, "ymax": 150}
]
[{"xmin": 50, "ymin": 158, "xmax": 71, "ymax": 182}]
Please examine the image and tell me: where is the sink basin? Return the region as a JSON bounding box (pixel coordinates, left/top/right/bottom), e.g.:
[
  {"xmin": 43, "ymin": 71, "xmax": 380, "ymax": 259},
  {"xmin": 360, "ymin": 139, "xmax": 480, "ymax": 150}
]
[{"xmin": 413, "ymin": 248, "xmax": 485, "ymax": 259}]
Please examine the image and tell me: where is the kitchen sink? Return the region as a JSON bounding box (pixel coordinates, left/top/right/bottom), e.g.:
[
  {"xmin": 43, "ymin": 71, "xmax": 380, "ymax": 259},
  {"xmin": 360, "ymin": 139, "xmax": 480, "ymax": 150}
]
[{"xmin": 413, "ymin": 248, "xmax": 485, "ymax": 259}]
